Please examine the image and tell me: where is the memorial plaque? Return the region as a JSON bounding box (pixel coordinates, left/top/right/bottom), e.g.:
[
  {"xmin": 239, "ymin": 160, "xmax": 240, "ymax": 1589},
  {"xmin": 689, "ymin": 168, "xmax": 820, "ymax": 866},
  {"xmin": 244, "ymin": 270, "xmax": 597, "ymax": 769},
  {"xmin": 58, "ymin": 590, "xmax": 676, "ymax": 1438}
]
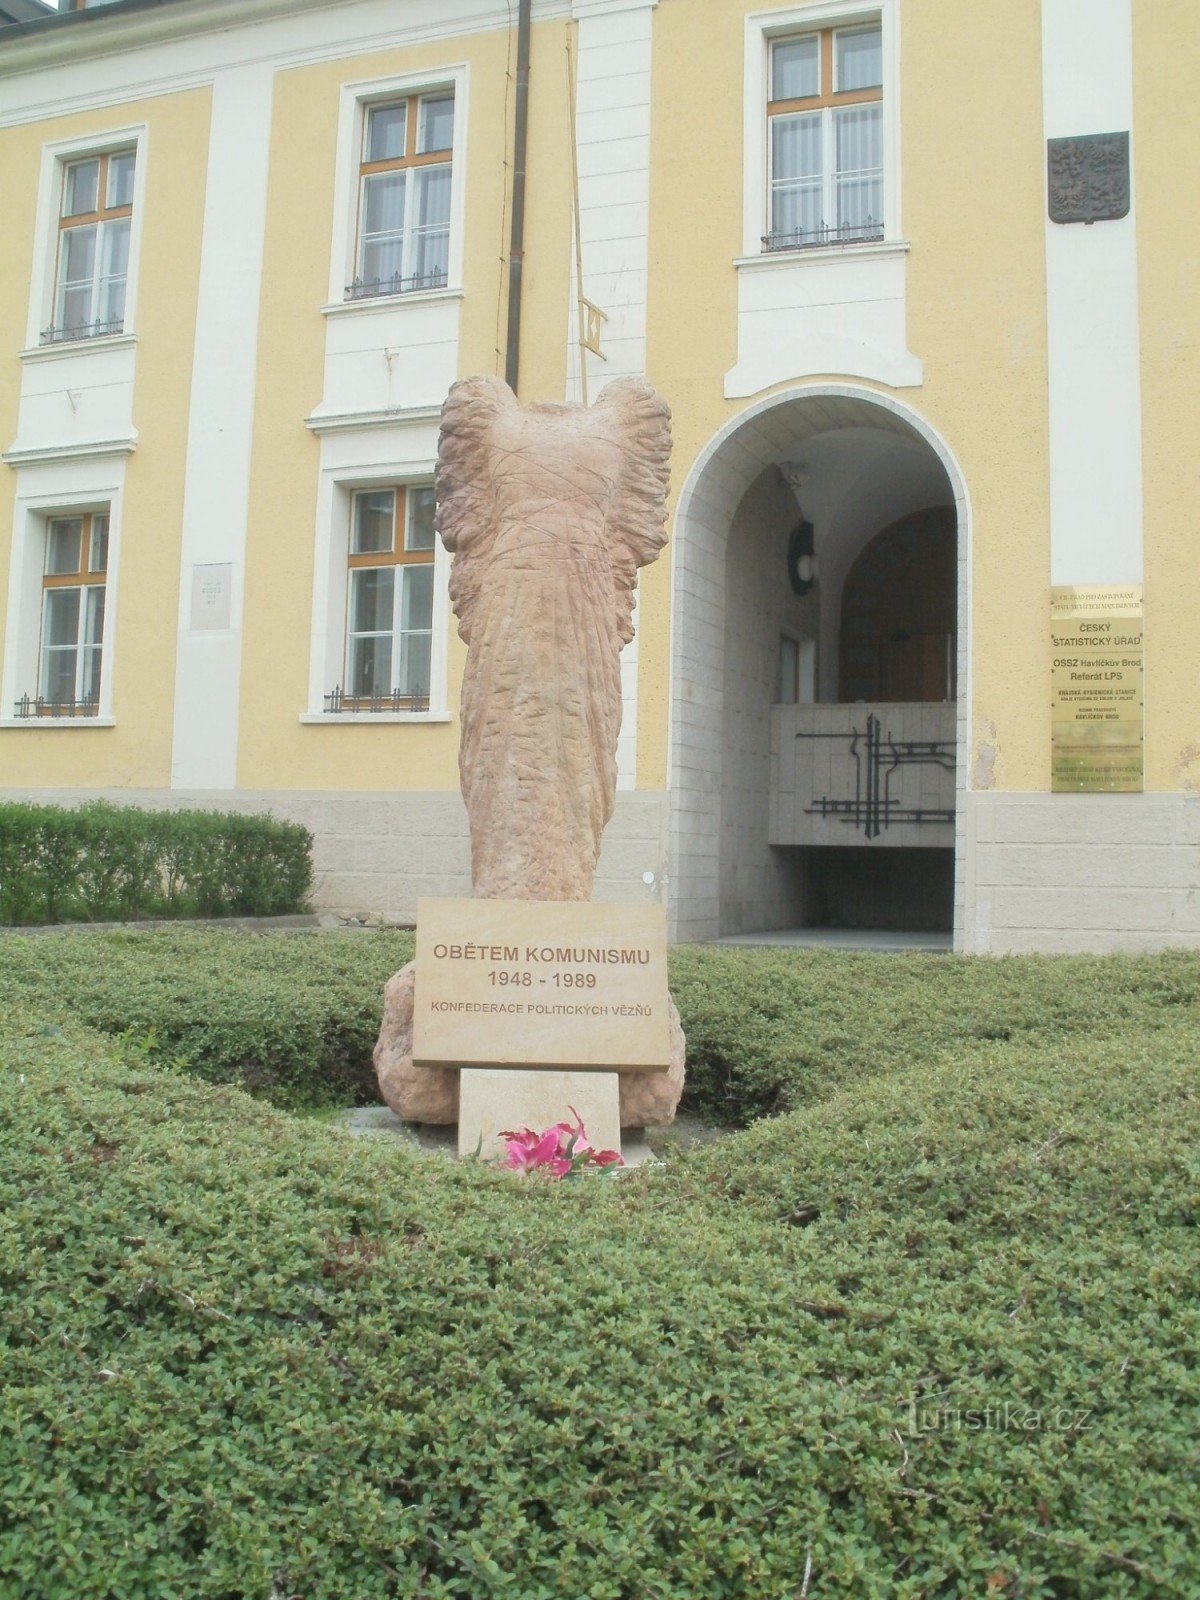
[
  {"xmin": 1051, "ymin": 584, "xmax": 1143, "ymax": 792},
  {"xmin": 412, "ymin": 898, "xmax": 670, "ymax": 1071}
]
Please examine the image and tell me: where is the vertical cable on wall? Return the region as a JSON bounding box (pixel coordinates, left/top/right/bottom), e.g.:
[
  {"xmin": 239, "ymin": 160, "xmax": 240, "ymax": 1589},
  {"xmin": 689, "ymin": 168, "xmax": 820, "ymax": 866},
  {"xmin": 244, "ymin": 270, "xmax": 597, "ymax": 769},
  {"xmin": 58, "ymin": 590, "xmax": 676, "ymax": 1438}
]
[{"xmin": 504, "ymin": 0, "xmax": 531, "ymax": 395}]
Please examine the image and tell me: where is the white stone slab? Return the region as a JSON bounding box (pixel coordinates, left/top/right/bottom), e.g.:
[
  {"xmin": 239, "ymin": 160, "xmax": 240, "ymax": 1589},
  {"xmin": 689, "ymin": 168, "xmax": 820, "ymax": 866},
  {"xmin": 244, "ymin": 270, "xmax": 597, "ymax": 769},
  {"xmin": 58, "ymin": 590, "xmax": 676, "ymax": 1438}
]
[{"xmin": 458, "ymin": 1068, "xmax": 621, "ymax": 1163}]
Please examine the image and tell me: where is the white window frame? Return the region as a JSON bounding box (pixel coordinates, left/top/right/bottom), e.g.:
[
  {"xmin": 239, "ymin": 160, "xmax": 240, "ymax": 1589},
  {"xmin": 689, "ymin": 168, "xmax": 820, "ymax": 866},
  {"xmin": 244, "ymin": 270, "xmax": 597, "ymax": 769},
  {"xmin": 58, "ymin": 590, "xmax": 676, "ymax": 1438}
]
[
  {"xmin": 325, "ymin": 65, "xmax": 469, "ymax": 312},
  {"xmin": 342, "ymin": 486, "xmax": 438, "ymax": 709},
  {"xmin": 302, "ymin": 453, "xmax": 451, "ymax": 725},
  {"xmin": 25, "ymin": 125, "xmax": 148, "ymax": 354},
  {"xmin": 742, "ymin": 2, "xmax": 899, "ymax": 262},
  {"xmin": 1, "ymin": 471, "xmax": 124, "ymax": 729}
]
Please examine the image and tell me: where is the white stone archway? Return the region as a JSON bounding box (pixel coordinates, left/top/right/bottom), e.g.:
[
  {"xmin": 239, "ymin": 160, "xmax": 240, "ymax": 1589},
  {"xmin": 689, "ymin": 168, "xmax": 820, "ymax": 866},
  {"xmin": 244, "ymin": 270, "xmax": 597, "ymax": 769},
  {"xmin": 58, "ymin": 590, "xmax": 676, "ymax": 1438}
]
[{"xmin": 667, "ymin": 384, "xmax": 973, "ymax": 944}]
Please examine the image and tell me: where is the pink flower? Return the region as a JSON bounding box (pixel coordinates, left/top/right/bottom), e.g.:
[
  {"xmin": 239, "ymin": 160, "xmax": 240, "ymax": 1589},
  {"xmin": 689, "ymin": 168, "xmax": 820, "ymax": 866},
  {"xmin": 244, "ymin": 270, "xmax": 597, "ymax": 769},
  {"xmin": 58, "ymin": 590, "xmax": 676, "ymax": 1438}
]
[{"xmin": 497, "ymin": 1110, "xmax": 623, "ymax": 1177}]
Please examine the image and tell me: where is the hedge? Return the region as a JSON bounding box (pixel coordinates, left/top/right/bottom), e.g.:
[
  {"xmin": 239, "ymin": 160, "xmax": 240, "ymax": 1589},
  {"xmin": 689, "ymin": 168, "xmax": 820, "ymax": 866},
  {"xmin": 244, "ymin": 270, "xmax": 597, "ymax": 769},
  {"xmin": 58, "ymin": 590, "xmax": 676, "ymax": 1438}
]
[
  {"xmin": 1, "ymin": 929, "xmax": 1198, "ymax": 1121},
  {"xmin": 0, "ymin": 801, "xmax": 313, "ymax": 925},
  {"xmin": 0, "ymin": 1001, "xmax": 1196, "ymax": 1596}
]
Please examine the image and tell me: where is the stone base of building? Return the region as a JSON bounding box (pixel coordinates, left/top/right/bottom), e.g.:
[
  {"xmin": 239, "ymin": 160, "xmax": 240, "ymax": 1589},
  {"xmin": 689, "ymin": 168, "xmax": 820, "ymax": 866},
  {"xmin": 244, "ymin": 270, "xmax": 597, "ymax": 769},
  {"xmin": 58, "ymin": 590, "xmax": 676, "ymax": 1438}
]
[
  {"xmin": 956, "ymin": 791, "xmax": 1200, "ymax": 954},
  {"xmin": 2, "ymin": 785, "xmax": 1197, "ymax": 955}
]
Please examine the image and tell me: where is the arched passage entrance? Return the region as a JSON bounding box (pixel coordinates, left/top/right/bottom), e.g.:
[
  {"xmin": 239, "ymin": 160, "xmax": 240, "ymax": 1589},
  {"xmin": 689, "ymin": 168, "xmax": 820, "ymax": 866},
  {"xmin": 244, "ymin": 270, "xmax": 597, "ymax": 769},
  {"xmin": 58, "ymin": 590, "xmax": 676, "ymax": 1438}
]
[{"xmin": 668, "ymin": 385, "xmax": 970, "ymax": 944}]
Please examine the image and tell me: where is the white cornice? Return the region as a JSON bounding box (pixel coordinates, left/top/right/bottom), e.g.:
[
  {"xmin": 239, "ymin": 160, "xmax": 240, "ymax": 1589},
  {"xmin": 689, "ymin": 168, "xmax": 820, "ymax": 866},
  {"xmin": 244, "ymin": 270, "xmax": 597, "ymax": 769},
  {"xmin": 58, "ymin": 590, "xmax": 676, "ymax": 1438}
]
[
  {"xmin": 304, "ymin": 404, "xmax": 442, "ymax": 435},
  {"xmin": 0, "ymin": 0, "xmax": 571, "ymax": 109},
  {"xmin": 3, "ymin": 437, "xmax": 138, "ymax": 467}
]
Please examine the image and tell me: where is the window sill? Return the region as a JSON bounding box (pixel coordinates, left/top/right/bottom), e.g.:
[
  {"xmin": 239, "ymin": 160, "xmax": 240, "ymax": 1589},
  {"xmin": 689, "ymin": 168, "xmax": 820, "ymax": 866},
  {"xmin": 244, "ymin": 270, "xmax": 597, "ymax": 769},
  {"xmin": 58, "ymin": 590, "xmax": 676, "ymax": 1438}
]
[
  {"xmin": 320, "ymin": 287, "xmax": 464, "ymax": 318},
  {"xmin": 0, "ymin": 716, "xmax": 115, "ymax": 729},
  {"xmin": 20, "ymin": 333, "xmax": 138, "ymax": 363},
  {"xmin": 734, "ymin": 238, "xmax": 910, "ymax": 271},
  {"xmin": 299, "ymin": 712, "xmax": 452, "ymax": 726}
]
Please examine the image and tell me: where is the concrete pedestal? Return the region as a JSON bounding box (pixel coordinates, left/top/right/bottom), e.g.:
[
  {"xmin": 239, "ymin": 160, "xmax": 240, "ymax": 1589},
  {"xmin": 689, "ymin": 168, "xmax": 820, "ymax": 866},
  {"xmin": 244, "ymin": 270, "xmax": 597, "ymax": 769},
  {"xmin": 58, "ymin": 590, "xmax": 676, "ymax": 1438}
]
[{"xmin": 458, "ymin": 1068, "xmax": 622, "ymax": 1161}]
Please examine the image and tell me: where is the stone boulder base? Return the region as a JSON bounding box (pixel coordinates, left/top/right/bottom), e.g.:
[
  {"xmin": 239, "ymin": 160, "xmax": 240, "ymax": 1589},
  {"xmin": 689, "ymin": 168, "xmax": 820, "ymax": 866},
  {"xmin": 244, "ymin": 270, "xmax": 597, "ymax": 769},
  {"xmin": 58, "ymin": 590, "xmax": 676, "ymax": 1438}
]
[{"xmin": 373, "ymin": 960, "xmax": 686, "ymax": 1129}]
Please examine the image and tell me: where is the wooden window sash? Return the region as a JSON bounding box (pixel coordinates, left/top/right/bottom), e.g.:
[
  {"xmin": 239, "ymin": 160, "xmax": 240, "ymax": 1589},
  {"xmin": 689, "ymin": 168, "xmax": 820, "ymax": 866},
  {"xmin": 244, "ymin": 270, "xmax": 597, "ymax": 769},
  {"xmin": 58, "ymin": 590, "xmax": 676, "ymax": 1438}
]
[
  {"xmin": 43, "ymin": 513, "xmax": 108, "ymax": 588},
  {"xmin": 768, "ymin": 26, "xmax": 882, "ymax": 117},
  {"xmin": 347, "ymin": 487, "xmax": 435, "ymax": 568},
  {"xmin": 59, "ymin": 153, "xmax": 133, "ymax": 231},
  {"xmin": 359, "ymin": 95, "xmax": 453, "ymax": 181}
]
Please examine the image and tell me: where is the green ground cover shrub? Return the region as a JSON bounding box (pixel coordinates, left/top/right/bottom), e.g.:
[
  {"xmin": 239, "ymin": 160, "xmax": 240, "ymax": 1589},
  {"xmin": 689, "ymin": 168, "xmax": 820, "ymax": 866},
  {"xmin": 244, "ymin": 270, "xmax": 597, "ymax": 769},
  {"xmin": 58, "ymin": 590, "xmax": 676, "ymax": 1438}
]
[
  {"xmin": 2, "ymin": 931, "xmax": 1198, "ymax": 1123},
  {"xmin": 0, "ymin": 801, "xmax": 313, "ymax": 925},
  {"xmin": 0, "ymin": 929, "xmax": 414, "ymax": 1109},
  {"xmin": 670, "ymin": 943, "xmax": 1200, "ymax": 1121},
  {"xmin": 0, "ymin": 1001, "xmax": 1196, "ymax": 1597}
]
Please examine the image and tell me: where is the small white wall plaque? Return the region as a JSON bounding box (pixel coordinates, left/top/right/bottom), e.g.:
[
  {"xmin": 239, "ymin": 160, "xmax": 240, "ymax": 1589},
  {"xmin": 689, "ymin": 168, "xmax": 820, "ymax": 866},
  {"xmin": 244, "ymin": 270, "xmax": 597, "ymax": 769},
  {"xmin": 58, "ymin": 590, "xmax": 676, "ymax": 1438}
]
[{"xmin": 189, "ymin": 563, "xmax": 233, "ymax": 631}]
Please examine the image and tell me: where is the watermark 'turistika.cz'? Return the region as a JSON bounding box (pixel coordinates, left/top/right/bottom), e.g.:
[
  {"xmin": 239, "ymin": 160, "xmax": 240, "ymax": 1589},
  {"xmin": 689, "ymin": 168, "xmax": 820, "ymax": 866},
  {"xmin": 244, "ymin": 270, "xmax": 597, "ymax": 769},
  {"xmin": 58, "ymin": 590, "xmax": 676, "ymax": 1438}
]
[{"xmin": 906, "ymin": 1397, "xmax": 1094, "ymax": 1436}]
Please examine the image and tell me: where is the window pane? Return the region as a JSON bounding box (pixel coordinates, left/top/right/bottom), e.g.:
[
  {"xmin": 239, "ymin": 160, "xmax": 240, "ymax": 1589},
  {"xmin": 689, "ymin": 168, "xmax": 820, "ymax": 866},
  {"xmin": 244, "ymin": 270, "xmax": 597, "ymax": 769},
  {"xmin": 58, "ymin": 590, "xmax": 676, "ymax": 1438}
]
[
  {"xmin": 401, "ymin": 563, "xmax": 434, "ymax": 632},
  {"xmin": 43, "ymin": 587, "xmax": 81, "ymax": 648},
  {"xmin": 97, "ymin": 217, "xmax": 129, "ymax": 326},
  {"xmin": 779, "ymin": 636, "xmax": 799, "ymax": 704},
  {"xmin": 772, "ymin": 113, "xmax": 822, "ymax": 181},
  {"xmin": 63, "ymin": 159, "xmax": 99, "ymax": 217},
  {"xmin": 361, "ymin": 236, "xmax": 405, "ymax": 290},
  {"xmin": 46, "ymin": 519, "xmax": 83, "ymax": 575},
  {"xmin": 418, "ymin": 95, "xmax": 454, "ymax": 154},
  {"xmin": 107, "ymin": 151, "xmax": 135, "ymax": 208},
  {"xmin": 80, "ymin": 646, "xmax": 103, "ymax": 704},
  {"xmin": 835, "ymin": 105, "xmax": 883, "ymax": 235},
  {"xmin": 100, "ymin": 216, "xmax": 130, "ymax": 278},
  {"xmin": 41, "ymin": 646, "xmax": 78, "ymax": 705},
  {"xmin": 351, "ymin": 567, "xmax": 394, "ymax": 634},
  {"xmin": 352, "ymin": 491, "xmax": 394, "ymax": 554},
  {"xmin": 366, "ymin": 103, "xmax": 407, "ymax": 163},
  {"xmin": 771, "ymin": 114, "xmax": 822, "ymax": 242},
  {"xmin": 350, "ymin": 635, "xmax": 393, "ymax": 698},
  {"xmin": 61, "ymin": 224, "xmax": 97, "ymax": 288},
  {"xmin": 772, "ymin": 36, "xmax": 819, "ymax": 100},
  {"xmin": 836, "ymin": 26, "xmax": 882, "ymax": 91},
  {"xmin": 363, "ymin": 170, "xmax": 406, "ymax": 234},
  {"xmin": 413, "ymin": 227, "xmax": 449, "ymax": 286},
  {"xmin": 89, "ymin": 515, "xmax": 109, "ymax": 573},
  {"xmin": 415, "ymin": 164, "xmax": 451, "ymax": 227},
  {"xmin": 84, "ymin": 585, "xmax": 105, "ymax": 648},
  {"xmin": 398, "ymin": 630, "xmax": 432, "ymax": 699},
  {"xmin": 407, "ymin": 486, "xmax": 436, "ymax": 551}
]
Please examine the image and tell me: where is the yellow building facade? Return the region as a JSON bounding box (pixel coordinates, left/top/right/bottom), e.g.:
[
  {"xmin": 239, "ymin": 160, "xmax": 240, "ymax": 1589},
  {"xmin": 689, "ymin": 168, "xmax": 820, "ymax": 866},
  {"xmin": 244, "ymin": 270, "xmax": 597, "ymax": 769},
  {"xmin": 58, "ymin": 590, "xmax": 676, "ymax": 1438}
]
[{"xmin": 1, "ymin": 0, "xmax": 1196, "ymax": 951}]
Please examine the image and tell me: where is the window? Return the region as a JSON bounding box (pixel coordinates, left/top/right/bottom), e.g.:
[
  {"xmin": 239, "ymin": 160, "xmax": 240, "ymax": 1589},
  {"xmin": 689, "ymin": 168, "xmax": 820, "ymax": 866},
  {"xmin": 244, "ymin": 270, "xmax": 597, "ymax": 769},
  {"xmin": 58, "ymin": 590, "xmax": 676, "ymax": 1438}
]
[
  {"xmin": 328, "ymin": 486, "xmax": 436, "ymax": 711},
  {"xmin": 778, "ymin": 634, "xmax": 816, "ymax": 704},
  {"xmin": 765, "ymin": 23, "xmax": 882, "ymax": 250},
  {"xmin": 347, "ymin": 93, "xmax": 454, "ymax": 300},
  {"xmin": 15, "ymin": 512, "xmax": 108, "ymax": 718},
  {"xmin": 44, "ymin": 148, "xmax": 135, "ymax": 344}
]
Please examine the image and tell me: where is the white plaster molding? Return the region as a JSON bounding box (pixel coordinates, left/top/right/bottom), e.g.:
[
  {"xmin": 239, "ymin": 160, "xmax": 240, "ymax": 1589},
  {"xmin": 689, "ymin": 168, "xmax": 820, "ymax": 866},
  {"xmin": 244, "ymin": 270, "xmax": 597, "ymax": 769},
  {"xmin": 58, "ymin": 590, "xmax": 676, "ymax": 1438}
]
[
  {"xmin": 1042, "ymin": 0, "xmax": 1142, "ymax": 586},
  {"xmin": 2, "ymin": 437, "xmax": 137, "ymax": 467},
  {"xmin": 0, "ymin": 717, "xmax": 116, "ymax": 729},
  {"xmin": 305, "ymin": 405, "xmax": 443, "ymax": 435},
  {"xmin": 170, "ymin": 63, "xmax": 274, "ymax": 790},
  {"xmin": 19, "ymin": 334, "xmax": 138, "ymax": 365},
  {"xmin": 0, "ymin": 0, "xmax": 571, "ymax": 118},
  {"xmin": 319, "ymin": 288, "xmax": 464, "ymax": 319},
  {"xmin": 298, "ymin": 712, "xmax": 453, "ymax": 725},
  {"xmin": 667, "ymin": 384, "xmax": 972, "ymax": 943}
]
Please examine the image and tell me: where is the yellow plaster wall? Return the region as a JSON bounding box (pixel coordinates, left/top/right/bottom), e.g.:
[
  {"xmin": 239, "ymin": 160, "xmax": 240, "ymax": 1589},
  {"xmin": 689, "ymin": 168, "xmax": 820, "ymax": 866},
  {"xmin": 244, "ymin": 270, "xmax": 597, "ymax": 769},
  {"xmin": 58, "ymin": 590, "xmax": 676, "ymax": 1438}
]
[
  {"xmin": 1134, "ymin": 0, "xmax": 1200, "ymax": 793},
  {"xmin": 643, "ymin": 0, "xmax": 1050, "ymax": 793},
  {"xmin": 237, "ymin": 18, "xmax": 572, "ymax": 792},
  {"xmin": 0, "ymin": 89, "xmax": 210, "ymax": 788}
]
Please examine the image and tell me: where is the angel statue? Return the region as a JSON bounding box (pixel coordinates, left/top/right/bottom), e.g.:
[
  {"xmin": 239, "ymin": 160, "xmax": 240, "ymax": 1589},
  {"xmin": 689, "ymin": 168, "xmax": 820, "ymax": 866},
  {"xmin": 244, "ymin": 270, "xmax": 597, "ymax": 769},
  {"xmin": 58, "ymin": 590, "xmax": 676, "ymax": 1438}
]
[
  {"xmin": 437, "ymin": 373, "xmax": 672, "ymax": 900},
  {"xmin": 373, "ymin": 374, "xmax": 685, "ymax": 1128}
]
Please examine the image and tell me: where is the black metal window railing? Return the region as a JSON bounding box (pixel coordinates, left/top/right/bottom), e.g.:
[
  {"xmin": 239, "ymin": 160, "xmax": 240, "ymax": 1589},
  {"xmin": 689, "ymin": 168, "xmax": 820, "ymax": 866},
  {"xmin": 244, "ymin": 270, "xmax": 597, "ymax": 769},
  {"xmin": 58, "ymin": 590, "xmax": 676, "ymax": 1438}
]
[
  {"xmin": 13, "ymin": 693, "xmax": 100, "ymax": 719},
  {"xmin": 324, "ymin": 685, "xmax": 428, "ymax": 715},
  {"xmin": 39, "ymin": 318, "xmax": 125, "ymax": 346},
  {"xmin": 761, "ymin": 219, "xmax": 884, "ymax": 253},
  {"xmin": 343, "ymin": 267, "xmax": 448, "ymax": 302}
]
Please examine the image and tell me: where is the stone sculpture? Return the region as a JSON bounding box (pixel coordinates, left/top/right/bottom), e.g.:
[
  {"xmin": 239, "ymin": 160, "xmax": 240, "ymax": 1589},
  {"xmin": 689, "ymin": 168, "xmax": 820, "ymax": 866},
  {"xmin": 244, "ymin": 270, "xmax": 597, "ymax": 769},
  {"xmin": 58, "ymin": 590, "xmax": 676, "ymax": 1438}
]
[{"xmin": 375, "ymin": 374, "xmax": 685, "ymax": 1128}]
